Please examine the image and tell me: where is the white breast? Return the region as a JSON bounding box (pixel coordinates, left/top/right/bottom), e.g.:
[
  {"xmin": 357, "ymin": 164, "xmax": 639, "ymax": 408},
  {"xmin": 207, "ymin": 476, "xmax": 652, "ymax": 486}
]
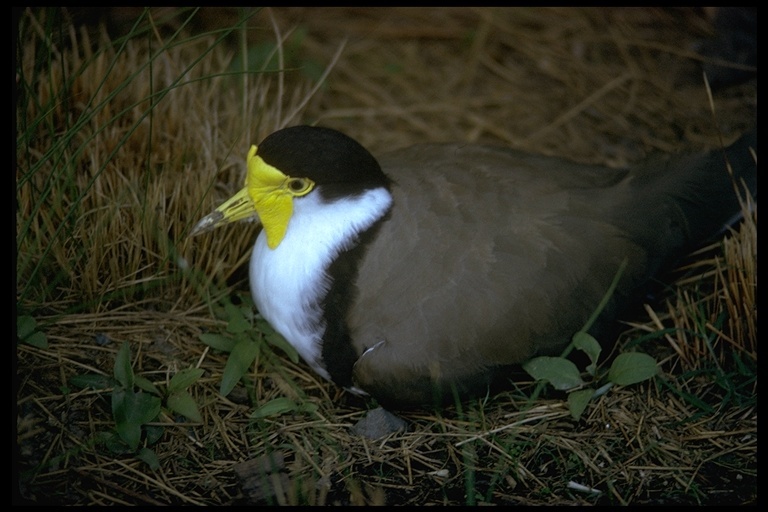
[{"xmin": 249, "ymin": 186, "xmax": 393, "ymax": 380}]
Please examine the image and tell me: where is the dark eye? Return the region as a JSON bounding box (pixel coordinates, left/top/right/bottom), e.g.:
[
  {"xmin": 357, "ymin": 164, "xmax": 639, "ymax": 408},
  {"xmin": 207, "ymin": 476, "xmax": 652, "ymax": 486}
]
[{"xmin": 286, "ymin": 178, "xmax": 313, "ymax": 195}]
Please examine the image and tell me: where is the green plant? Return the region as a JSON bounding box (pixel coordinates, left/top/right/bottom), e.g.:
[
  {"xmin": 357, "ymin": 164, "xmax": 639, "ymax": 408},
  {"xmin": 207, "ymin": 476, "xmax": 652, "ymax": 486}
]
[
  {"xmin": 523, "ymin": 259, "xmax": 659, "ymax": 420},
  {"xmin": 69, "ymin": 341, "xmax": 204, "ymax": 468},
  {"xmin": 197, "ymin": 293, "xmax": 306, "ymax": 411},
  {"xmin": 16, "ymin": 314, "xmax": 48, "ymax": 349}
]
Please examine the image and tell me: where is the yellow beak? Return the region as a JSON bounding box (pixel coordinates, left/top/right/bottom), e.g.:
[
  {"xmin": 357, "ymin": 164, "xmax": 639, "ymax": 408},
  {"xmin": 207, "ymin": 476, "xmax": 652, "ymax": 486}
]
[{"xmin": 188, "ymin": 187, "xmax": 257, "ymax": 237}]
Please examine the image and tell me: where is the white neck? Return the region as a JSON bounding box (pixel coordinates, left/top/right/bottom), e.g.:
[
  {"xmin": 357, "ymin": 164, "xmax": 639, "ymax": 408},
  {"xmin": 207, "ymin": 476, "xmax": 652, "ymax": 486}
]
[{"xmin": 249, "ymin": 186, "xmax": 393, "ymax": 380}]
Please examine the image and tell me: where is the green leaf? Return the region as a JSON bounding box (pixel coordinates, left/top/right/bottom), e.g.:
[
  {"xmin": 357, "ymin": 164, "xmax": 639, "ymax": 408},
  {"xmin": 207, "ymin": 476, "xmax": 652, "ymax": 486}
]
[
  {"xmin": 24, "ymin": 331, "xmax": 49, "ymax": 349},
  {"xmin": 572, "ymin": 331, "xmax": 601, "ymax": 375},
  {"xmin": 265, "ymin": 331, "xmax": 299, "ymax": 364},
  {"xmin": 225, "ymin": 302, "xmax": 251, "ymax": 334},
  {"xmin": 255, "ymin": 318, "xmax": 294, "ymax": 359},
  {"xmin": 112, "ymin": 388, "xmax": 161, "ymax": 451},
  {"xmin": 297, "ymin": 402, "xmax": 319, "ymax": 415},
  {"xmin": 69, "ymin": 374, "xmax": 114, "ymax": 390},
  {"xmin": 112, "ymin": 389, "xmax": 141, "ymax": 451},
  {"xmin": 17, "ymin": 316, "xmax": 48, "ymax": 348},
  {"xmin": 250, "ymin": 398, "xmax": 318, "ymax": 419},
  {"xmin": 523, "ymin": 356, "xmax": 584, "ymax": 391},
  {"xmin": 104, "ymin": 432, "xmax": 133, "ymax": 455},
  {"xmin": 220, "ymin": 339, "xmax": 260, "ymax": 396},
  {"xmin": 134, "ymin": 375, "xmax": 160, "ymax": 395},
  {"xmin": 169, "ymin": 367, "xmax": 205, "ymax": 393},
  {"xmin": 199, "ymin": 333, "xmax": 238, "ymax": 353},
  {"xmin": 113, "ymin": 342, "xmax": 134, "ymax": 389},
  {"xmin": 136, "ymin": 447, "xmax": 161, "ymax": 470},
  {"xmin": 607, "ymin": 352, "xmax": 659, "ymax": 386},
  {"xmin": 256, "ymin": 318, "xmax": 277, "ymax": 334},
  {"xmin": 17, "ymin": 315, "xmax": 37, "ymax": 340},
  {"xmin": 250, "ymin": 397, "xmax": 300, "ymax": 419},
  {"xmin": 145, "ymin": 425, "xmax": 165, "ymax": 445},
  {"xmin": 567, "ymin": 388, "xmax": 595, "ymax": 420},
  {"xmin": 167, "ymin": 391, "xmax": 203, "ymax": 422}
]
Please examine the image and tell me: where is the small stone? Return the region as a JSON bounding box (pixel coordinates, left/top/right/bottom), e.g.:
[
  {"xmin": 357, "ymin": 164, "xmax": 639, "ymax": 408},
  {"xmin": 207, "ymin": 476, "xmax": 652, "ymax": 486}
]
[{"xmin": 351, "ymin": 407, "xmax": 407, "ymax": 439}]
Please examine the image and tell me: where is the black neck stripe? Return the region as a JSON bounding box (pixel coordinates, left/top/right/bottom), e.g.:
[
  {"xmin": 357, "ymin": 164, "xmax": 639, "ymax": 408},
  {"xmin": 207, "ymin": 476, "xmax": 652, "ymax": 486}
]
[{"xmin": 319, "ymin": 213, "xmax": 389, "ymax": 388}]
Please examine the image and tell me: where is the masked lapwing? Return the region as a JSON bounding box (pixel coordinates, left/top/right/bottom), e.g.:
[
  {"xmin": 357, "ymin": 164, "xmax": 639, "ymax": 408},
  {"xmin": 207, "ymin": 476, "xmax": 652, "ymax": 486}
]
[{"xmin": 191, "ymin": 125, "xmax": 756, "ymax": 407}]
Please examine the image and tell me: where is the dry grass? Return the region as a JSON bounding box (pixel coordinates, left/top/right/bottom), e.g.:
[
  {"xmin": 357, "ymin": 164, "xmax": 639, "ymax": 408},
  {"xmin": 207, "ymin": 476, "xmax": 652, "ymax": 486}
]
[{"xmin": 16, "ymin": 7, "xmax": 756, "ymax": 505}]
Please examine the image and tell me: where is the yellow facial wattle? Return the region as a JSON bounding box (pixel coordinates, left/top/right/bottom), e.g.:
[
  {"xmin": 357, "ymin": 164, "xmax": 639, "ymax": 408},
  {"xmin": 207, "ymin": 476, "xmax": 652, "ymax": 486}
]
[{"xmin": 188, "ymin": 145, "xmax": 314, "ymax": 248}]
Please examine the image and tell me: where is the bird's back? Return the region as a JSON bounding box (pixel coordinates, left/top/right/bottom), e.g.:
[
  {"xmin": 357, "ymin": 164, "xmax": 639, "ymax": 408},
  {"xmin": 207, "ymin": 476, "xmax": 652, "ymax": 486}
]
[{"xmin": 348, "ymin": 133, "xmax": 755, "ymax": 405}]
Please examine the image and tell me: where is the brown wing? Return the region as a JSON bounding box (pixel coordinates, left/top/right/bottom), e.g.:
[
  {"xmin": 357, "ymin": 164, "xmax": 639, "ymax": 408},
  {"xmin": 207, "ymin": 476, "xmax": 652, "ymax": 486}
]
[
  {"xmin": 348, "ymin": 133, "xmax": 754, "ymax": 405},
  {"xmin": 348, "ymin": 144, "xmax": 646, "ymax": 404}
]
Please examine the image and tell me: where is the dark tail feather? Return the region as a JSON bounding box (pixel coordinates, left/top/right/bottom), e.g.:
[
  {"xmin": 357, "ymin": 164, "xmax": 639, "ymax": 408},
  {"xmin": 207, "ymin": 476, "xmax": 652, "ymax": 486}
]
[
  {"xmin": 667, "ymin": 129, "xmax": 756, "ymax": 248},
  {"xmin": 623, "ymin": 129, "xmax": 756, "ymax": 273},
  {"xmin": 723, "ymin": 128, "xmax": 757, "ymax": 203}
]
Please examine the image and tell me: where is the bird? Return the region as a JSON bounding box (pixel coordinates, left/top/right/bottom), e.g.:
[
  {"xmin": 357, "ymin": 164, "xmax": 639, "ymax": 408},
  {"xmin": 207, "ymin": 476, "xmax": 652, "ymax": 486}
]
[{"xmin": 190, "ymin": 125, "xmax": 756, "ymax": 407}]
